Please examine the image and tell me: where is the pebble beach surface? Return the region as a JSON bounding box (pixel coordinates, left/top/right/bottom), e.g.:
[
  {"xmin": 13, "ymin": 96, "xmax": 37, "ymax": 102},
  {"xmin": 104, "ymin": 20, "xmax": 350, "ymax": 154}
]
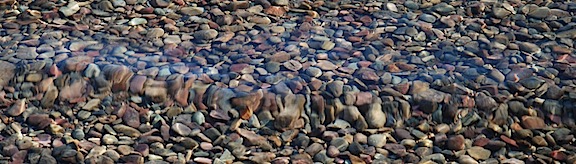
[{"xmin": 1, "ymin": 0, "xmax": 576, "ymax": 163}]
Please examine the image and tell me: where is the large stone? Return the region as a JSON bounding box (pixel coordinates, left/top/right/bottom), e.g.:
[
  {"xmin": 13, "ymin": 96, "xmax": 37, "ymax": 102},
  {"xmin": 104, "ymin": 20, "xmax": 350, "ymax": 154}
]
[{"xmin": 0, "ymin": 61, "xmax": 16, "ymax": 86}]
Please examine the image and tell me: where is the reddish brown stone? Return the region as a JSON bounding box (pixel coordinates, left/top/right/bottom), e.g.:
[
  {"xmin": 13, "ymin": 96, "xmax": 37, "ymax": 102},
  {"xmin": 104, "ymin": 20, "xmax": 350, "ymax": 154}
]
[
  {"xmin": 129, "ymin": 75, "xmax": 147, "ymax": 94},
  {"xmin": 446, "ymin": 135, "xmax": 465, "ymax": 150},
  {"xmin": 521, "ymin": 116, "xmax": 546, "ymax": 129}
]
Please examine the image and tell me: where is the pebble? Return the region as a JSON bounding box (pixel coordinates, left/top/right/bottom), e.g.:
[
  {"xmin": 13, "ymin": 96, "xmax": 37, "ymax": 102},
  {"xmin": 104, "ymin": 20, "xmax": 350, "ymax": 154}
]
[
  {"xmin": 467, "ymin": 146, "xmax": 491, "ymax": 160},
  {"xmin": 2, "ymin": 0, "xmax": 576, "ymax": 163},
  {"xmin": 128, "ymin": 18, "xmax": 148, "ymax": 26}
]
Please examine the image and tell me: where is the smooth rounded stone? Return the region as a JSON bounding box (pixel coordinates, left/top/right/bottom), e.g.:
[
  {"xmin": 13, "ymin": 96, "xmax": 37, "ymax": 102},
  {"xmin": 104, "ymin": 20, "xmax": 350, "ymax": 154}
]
[
  {"xmin": 150, "ymin": 0, "xmax": 170, "ymax": 7},
  {"xmin": 25, "ymin": 73, "xmax": 42, "ymax": 82},
  {"xmin": 316, "ymin": 60, "xmax": 338, "ymax": 71},
  {"xmin": 172, "ymin": 123, "xmax": 192, "ymax": 136},
  {"xmin": 270, "ymin": 26, "xmax": 285, "ymax": 33},
  {"xmin": 447, "ymin": 135, "xmax": 465, "ymax": 151},
  {"xmin": 488, "ymin": 69, "xmax": 505, "ymax": 82},
  {"xmin": 194, "ymin": 29, "xmax": 219, "ymax": 41},
  {"xmin": 475, "ymin": 93, "xmax": 497, "ymax": 112},
  {"xmin": 492, "ymin": 7, "xmax": 512, "ymax": 18},
  {"xmin": 521, "ymin": 116, "xmax": 546, "ymax": 130},
  {"xmin": 518, "ymin": 42, "xmax": 541, "ymax": 54},
  {"xmin": 180, "ymin": 7, "xmax": 204, "ymax": 16},
  {"xmin": 128, "ymin": 18, "xmax": 147, "ymax": 26},
  {"xmin": 164, "ymin": 35, "xmax": 182, "ymax": 45},
  {"xmin": 102, "ymin": 134, "xmax": 118, "ymax": 145},
  {"xmin": 326, "ymin": 81, "xmax": 344, "ymax": 97},
  {"xmin": 401, "ymin": 139, "xmax": 417, "ymax": 148},
  {"xmin": 147, "ymin": 28, "xmax": 165, "ymax": 38},
  {"xmin": 112, "ymin": 0, "xmax": 126, "ymax": 7},
  {"xmin": 7, "ymin": 99, "xmax": 26, "ymax": 117},
  {"xmin": 59, "ymin": 1, "xmax": 80, "ymax": 16},
  {"xmin": 321, "ymin": 41, "xmax": 335, "ymax": 50},
  {"xmin": 528, "ymin": 7, "xmax": 550, "ymax": 19},
  {"xmin": 458, "ymin": 155, "xmax": 479, "ymax": 164},
  {"xmin": 113, "ymin": 125, "xmax": 141, "ymax": 137},
  {"xmin": 419, "ymin": 14, "xmax": 437, "ymax": 23},
  {"xmin": 404, "ymin": 1, "xmax": 419, "ymax": 10},
  {"xmin": 467, "ymin": 146, "xmax": 491, "ymax": 160},
  {"xmin": 421, "ymin": 153, "xmax": 446, "ymax": 163},
  {"xmin": 76, "ymin": 110, "xmax": 91, "ymax": 120},
  {"xmin": 305, "ymin": 143, "xmax": 324, "ymax": 156},
  {"xmin": 72, "ymin": 128, "xmax": 85, "ymax": 140},
  {"xmin": 551, "ymin": 128, "xmax": 573, "ymax": 143},
  {"xmin": 192, "ymin": 111, "xmax": 205, "ymax": 125},
  {"xmin": 532, "ymin": 136, "xmax": 548, "ymax": 147},
  {"xmin": 117, "ymin": 145, "xmax": 134, "ymax": 156},
  {"xmin": 326, "ymin": 146, "xmax": 340, "ymax": 158},
  {"xmin": 519, "ymin": 77, "xmax": 544, "ymax": 90},
  {"xmin": 368, "ymin": 134, "xmax": 387, "ymax": 148},
  {"xmin": 330, "ymin": 137, "xmax": 349, "ymax": 152},
  {"xmin": 283, "ymin": 60, "xmax": 302, "ymax": 71},
  {"xmin": 305, "ymin": 67, "xmax": 322, "ymax": 78},
  {"xmin": 433, "ymin": 3, "xmax": 455, "ymax": 15}
]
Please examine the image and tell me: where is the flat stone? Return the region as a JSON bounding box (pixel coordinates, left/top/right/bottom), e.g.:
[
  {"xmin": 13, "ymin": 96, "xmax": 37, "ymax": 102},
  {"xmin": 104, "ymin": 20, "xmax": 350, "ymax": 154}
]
[
  {"xmin": 521, "ymin": 116, "xmax": 546, "ymax": 129},
  {"xmin": 467, "ymin": 146, "xmax": 491, "ymax": 160},
  {"xmin": 367, "ymin": 134, "xmax": 387, "ymax": 148}
]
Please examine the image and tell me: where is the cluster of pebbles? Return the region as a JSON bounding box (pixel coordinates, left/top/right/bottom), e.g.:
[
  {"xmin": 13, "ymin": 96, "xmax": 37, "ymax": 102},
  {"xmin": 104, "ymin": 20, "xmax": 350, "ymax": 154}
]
[{"xmin": 0, "ymin": 0, "xmax": 576, "ymax": 163}]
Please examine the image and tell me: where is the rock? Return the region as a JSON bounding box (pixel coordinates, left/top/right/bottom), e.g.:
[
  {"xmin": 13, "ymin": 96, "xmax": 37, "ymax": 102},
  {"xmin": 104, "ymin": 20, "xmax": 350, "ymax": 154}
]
[
  {"xmin": 492, "ymin": 8, "xmax": 511, "ymax": 18},
  {"xmin": 521, "ymin": 116, "xmax": 546, "ymax": 130},
  {"xmin": 180, "ymin": 7, "xmax": 204, "ymax": 16},
  {"xmin": 84, "ymin": 63, "xmax": 100, "ymax": 78},
  {"xmin": 305, "ymin": 67, "xmax": 322, "ymax": 77},
  {"xmin": 458, "ymin": 155, "xmax": 479, "ymax": 164},
  {"xmin": 447, "ymin": 135, "xmax": 465, "ymax": 151},
  {"xmin": 59, "ymin": 1, "xmax": 80, "ymax": 16},
  {"xmin": 467, "ymin": 146, "xmax": 491, "ymax": 160},
  {"xmin": 82, "ymin": 99, "xmax": 100, "ymax": 111},
  {"xmin": 326, "ymin": 81, "xmax": 344, "ymax": 98},
  {"xmin": 129, "ymin": 76, "xmax": 147, "ymax": 94},
  {"xmin": 113, "ymin": 125, "xmax": 141, "ymax": 137},
  {"xmin": 147, "ymin": 28, "xmax": 165, "ymax": 38},
  {"xmin": 172, "ymin": 123, "xmax": 192, "ymax": 136},
  {"xmin": 321, "ymin": 41, "xmax": 335, "ymax": 50},
  {"xmin": 518, "ymin": 42, "xmax": 541, "ymax": 54},
  {"xmin": 413, "ymin": 89, "xmax": 446, "ymax": 113},
  {"xmin": 102, "ymin": 134, "xmax": 118, "ymax": 145},
  {"xmin": 7, "ymin": 99, "xmax": 26, "ymax": 117},
  {"xmin": 433, "ymin": 3, "xmax": 455, "ymax": 15},
  {"xmin": 368, "ymin": 134, "xmax": 387, "ymax": 148},
  {"xmin": 528, "ymin": 7, "xmax": 550, "ymax": 19},
  {"xmin": 150, "ymin": 0, "xmax": 170, "ymax": 8},
  {"xmin": 330, "ymin": 137, "xmax": 349, "ymax": 152},
  {"xmin": 194, "ymin": 29, "xmax": 219, "ymax": 41},
  {"xmin": 0, "ymin": 61, "xmax": 15, "ymax": 86},
  {"xmin": 128, "ymin": 18, "xmax": 147, "ymax": 26},
  {"xmin": 283, "ymin": 60, "xmax": 302, "ymax": 71},
  {"xmin": 316, "ymin": 60, "xmax": 338, "ymax": 71}
]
